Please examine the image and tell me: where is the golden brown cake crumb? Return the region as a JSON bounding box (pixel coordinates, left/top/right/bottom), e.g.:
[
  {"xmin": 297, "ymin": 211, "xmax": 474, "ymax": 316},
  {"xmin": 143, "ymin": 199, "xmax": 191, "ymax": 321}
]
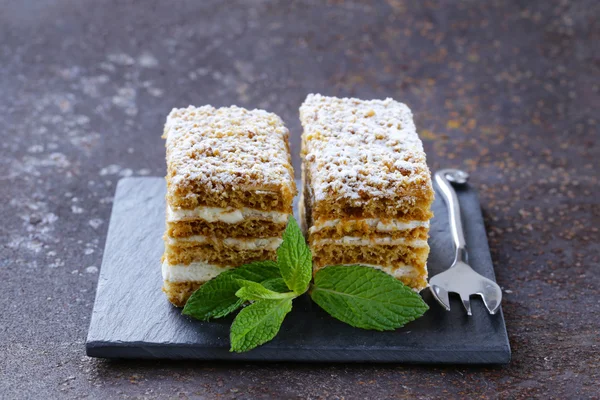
[
  {"xmin": 162, "ymin": 280, "xmax": 205, "ymax": 308},
  {"xmin": 164, "ymin": 105, "xmax": 296, "ymax": 211}
]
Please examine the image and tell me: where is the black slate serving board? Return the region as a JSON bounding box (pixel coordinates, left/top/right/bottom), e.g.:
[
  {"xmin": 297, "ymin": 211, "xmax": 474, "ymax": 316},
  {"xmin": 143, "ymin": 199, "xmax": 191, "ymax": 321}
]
[{"xmin": 86, "ymin": 177, "xmax": 510, "ymax": 364}]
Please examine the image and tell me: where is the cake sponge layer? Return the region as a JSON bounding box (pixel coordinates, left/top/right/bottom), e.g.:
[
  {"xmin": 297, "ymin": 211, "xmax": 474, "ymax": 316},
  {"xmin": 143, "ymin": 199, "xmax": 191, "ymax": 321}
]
[
  {"xmin": 164, "ymin": 243, "xmax": 277, "ymax": 266},
  {"xmin": 300, "ymin": 94, "xmax": 434, "ymax": 221},
  {"xmin": 312, "ymin": 243, "xmax": 429, "ymax": 272},
  {"xmin": 164, "ymin": 105, "xmax": 296, "ymax": 211},
  {"xmin": 167, "ymin": 219, "xmax": 286, "ymax": 239},
  {"xmin": 163, "ymin": 280, "xmax": 204, "ymax": 307}
]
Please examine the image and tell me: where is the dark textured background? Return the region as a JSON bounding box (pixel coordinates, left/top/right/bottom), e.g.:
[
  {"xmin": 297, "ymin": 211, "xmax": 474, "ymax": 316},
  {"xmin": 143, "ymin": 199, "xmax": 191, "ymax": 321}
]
[{"xmin": 1, "ymin": 0, "xmax": 598, "ymax": 398}]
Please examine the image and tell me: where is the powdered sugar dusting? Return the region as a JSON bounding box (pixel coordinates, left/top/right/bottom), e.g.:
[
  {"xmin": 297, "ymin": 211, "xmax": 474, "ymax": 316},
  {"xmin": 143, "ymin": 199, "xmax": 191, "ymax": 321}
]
[
  {"xmin": 300, "ymin": 94, "xmax": 430, "ymax": 201},
  {"xmin": 164, "ymin": 105, "xmax": 294, "ymax": 196}
]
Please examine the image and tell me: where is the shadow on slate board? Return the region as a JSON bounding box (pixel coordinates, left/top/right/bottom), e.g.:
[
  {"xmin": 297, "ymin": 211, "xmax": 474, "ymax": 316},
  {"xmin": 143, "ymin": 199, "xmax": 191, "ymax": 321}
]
[{"xmin": 86, "ymin": 177, "xmax": 510, "ymax": 364}]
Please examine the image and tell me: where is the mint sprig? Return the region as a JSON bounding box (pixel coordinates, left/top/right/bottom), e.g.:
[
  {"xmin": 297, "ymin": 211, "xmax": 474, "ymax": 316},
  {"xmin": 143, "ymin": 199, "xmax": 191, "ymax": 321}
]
[{"xmin": 182, "ymin": 216, "xmax": 429, "ymax": 353}]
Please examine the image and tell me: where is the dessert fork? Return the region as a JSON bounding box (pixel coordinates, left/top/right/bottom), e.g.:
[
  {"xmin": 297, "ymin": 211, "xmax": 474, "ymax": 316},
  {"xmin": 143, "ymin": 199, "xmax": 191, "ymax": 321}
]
[{"xmin": 429, "ymin": 169, "xmax": 502, "ymax": 315}]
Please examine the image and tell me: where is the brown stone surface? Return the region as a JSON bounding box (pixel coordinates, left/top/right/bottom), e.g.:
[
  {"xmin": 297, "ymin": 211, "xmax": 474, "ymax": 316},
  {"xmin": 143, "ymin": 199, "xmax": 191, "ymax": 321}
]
[{"xmin": 0, "ymin": 0, "xmax": 598, "ymax": 398}]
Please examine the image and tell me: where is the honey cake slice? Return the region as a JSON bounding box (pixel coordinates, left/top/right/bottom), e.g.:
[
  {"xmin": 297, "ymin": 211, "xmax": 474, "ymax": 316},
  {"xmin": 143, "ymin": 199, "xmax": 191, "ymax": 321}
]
[
  {"xmin": 300, "ymin": 94, "xmax": 434, "ymax": 290},
  {"xmin": 162, "ymin": 105, "xmax": 296, "ymax": 306}
]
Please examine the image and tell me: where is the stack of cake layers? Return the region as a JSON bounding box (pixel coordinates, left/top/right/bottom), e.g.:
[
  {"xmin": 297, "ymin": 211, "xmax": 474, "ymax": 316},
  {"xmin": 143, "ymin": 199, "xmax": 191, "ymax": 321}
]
[
  {"xmin": 161, "ymin": 105, "xmax": 296, "ymax": 306},
  {"xmin": 299, "ymin": 94, "xmax": 434, "ymax": 290}
]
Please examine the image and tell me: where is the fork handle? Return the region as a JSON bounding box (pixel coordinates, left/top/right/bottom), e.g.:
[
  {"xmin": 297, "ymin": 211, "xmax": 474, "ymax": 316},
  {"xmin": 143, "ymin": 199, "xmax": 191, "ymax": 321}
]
[{"xmin": 434, "ymin": 169, "xmax": 469, "ymax": 264}]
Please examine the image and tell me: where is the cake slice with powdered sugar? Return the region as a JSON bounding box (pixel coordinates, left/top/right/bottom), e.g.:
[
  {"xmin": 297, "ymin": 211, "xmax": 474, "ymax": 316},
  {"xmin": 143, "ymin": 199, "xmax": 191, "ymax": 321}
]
[
  {"xmin": 300, "ymin": 94, "xmax": 434, "ymax": 290},
  {"xmin": 161, "ymin": 105, "xmax": 296, "ymax": 306}
]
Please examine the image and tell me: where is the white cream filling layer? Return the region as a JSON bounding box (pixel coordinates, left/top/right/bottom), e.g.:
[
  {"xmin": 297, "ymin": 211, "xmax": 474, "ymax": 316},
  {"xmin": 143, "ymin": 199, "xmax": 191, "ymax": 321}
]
[
  {"xmin": 162, "ymin": 260, "xmax": 233, "ymax": 283},
  {"xmin": 309, "ymin": 218, "xmax": 429, "ymax": 234},
  {"xmin": 312, "ymin": 236, "xmax": 428, "ymax": 247},
  {"xmin": 167, "ymin": 205, "xmax": 289, "ymax": 224},
  {"xmin": 166, "ymin": 235, "xmax": 283, "ymax": 250}
]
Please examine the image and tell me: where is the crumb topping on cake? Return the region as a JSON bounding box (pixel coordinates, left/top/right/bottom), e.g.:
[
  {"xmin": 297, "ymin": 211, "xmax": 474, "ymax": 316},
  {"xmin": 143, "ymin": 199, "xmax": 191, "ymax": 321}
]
[
  {"xmin": 164, "ymin": 105, "xmax": 294, "ymax": 195},
  {"xmin": 300, "ymin": 94, "xmax": 431, "ymax": 201}
]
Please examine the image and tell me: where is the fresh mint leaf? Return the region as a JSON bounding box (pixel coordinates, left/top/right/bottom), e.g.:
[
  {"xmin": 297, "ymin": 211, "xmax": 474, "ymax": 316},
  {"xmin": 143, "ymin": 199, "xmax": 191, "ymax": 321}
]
[
  {"xmin": 310, "ymin": 265, "xmax": 429, "ymax": 331},
  {"xmin": 183, "ymin": 260, "xmax": 282, "ymax": 320},
  {"xmin": 276, "ymin": 216, "xmax": 312, "ymax": 295},
  {"xmin": 260, "ymin": 278, "xmax": 289, "ymax": 293},
  {"xmin": 232, "ymin": 260, "xmax": 281, "ymax": 282},
  {"xmin": 235, "ymin": 279, "xmax": 296, "ymax": 301},
  {"xmin": 230, "ymin": 298, "xmax": 293, "ymax": 352},
  {"xmin": 182, "ymin": 273, "xmax": 243, "ymax": 321}
]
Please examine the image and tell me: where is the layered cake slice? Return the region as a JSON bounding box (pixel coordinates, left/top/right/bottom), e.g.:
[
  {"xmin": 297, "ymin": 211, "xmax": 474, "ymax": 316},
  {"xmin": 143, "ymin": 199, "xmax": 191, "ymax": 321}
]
[
  {"xmin": 162, "ymin": 105, "xmax": 296, "ymax": 306},
  {"xmin": 299, "ymin": 94, "xmax": 434, "ymax": 290}
]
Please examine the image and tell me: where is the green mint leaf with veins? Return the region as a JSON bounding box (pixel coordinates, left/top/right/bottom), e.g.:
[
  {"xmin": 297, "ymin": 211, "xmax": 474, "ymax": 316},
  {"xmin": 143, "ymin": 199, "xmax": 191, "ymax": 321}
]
[
  {"xmin": 235, "ymin": 279, "xmax": 296, "ymax": 301},
  {"xmin": 182, "ymin": 273, "xmax": 243, "ymax": 320},
  {"xmin": 183, "ymin": 260, "xmax": 281, "ymax": 320},
  {"xmin": 232, "ymin": 260, "xmax": 281, "ymax": 282},
  {"xmin": 230, "ymin": 298, "xmax": 293, "ymax": 352},
  {"xmin": 310, "ymin": 265, "xmax": 429, "ymax": 331},
  {"xmin": 276, "ymin": 216, "xmax": 312, "ymax": 295},
  {"xmin": 260, "ymin": 277, "xmax": 289, "ymax": 293}
]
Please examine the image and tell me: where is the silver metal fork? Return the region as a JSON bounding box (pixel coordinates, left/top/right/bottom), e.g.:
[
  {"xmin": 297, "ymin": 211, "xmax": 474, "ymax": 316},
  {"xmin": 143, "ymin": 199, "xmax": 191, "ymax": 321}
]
[{"xmin": 429, "ymin": 169, "xmax": 502, "ymax": 315}]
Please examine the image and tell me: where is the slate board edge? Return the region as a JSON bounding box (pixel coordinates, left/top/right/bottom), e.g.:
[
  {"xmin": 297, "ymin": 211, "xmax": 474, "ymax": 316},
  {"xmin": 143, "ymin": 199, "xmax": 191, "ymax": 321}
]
[{"xmin": 86, "ymin": 341, "xmax": 511, "ymax": 364}]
